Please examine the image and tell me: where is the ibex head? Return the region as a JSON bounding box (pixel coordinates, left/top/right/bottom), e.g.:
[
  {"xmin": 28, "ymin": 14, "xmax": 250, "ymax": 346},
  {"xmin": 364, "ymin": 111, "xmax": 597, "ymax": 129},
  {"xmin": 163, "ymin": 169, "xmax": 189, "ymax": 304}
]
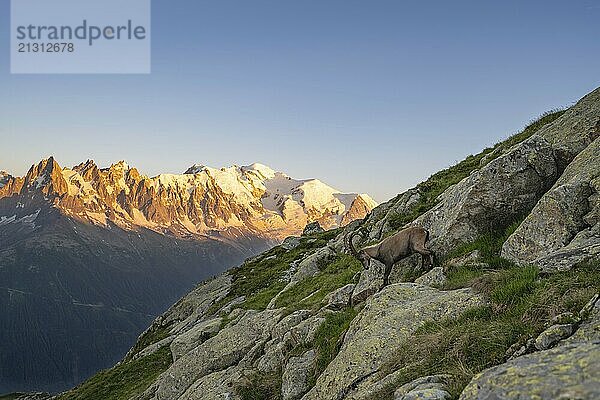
[{"xmin": 345, "ymin": 229, "xmax": 371, "ymax": 270}]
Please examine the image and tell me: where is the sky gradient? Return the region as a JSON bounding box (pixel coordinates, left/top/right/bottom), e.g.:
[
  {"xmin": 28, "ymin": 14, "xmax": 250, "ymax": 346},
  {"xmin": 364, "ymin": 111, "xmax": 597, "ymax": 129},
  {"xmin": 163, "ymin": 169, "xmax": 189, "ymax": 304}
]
[{"xmin": 1, "ymin": 0, "xmax": 599, "ymax": 202}]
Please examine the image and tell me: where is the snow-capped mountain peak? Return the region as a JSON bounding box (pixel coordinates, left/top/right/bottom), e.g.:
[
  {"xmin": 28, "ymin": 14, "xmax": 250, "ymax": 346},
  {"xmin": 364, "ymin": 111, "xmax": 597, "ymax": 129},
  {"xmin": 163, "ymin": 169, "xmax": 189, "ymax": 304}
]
[
  {"xmin": 185, "ymin": 164, "xmax": 209, "ymax": 174},
  {"xmin": 241, "ymin": 163, "xmax": 277, "ymax": 180},
  {"xmin": 0, "ymin": 158, "xmax": 377, "ymax": 241},
  {"xmin": 110, "ymin": 160, "xmax": 130, "ymax": 171}
]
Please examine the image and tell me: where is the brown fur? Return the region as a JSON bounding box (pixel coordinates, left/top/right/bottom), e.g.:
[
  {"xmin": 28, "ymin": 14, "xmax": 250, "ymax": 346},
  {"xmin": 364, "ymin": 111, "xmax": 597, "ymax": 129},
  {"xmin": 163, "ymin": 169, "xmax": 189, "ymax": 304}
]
[{"xmin": 346, "ymin": 226, "xmax": 434, "ymax": 285}]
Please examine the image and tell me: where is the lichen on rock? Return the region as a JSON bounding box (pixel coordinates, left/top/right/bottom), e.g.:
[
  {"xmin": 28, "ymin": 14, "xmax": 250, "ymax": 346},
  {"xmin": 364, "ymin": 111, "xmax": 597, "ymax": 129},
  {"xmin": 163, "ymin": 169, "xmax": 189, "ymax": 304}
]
[{"xmin": 303, "ymin": 284, "xmax": 484, "ymax": 400}]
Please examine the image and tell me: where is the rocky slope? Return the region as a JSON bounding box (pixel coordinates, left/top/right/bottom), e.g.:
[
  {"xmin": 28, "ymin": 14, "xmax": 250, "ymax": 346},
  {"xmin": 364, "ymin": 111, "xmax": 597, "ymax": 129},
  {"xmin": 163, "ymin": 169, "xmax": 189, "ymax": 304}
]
[
  {"xmin": 0, "ymin": 160, "xmax": 374, "ymax": 395},
  {"xmin": 18, "ymin": 86, "xmax": 600, "ymax": 400}
]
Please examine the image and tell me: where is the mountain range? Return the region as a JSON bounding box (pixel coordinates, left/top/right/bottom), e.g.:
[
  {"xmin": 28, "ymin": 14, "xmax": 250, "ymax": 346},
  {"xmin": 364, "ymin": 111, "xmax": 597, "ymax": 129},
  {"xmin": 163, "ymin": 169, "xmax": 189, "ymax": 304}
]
[{"xmin": 0, "ymin": 159, "xmax": 375, "ymax": 394}]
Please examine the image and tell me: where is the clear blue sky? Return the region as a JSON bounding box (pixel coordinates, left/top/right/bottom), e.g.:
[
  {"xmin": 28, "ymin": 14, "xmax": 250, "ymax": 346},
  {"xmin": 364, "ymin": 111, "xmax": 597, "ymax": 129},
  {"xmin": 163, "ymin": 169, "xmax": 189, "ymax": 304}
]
[{"xmin": 1, "ymin": 0, "xmax": 599, "ymax": 202}]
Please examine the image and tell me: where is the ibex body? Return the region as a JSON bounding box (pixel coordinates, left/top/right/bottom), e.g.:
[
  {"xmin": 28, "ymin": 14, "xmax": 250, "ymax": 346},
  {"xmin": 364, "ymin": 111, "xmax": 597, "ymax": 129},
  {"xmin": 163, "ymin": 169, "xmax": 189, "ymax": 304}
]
[{"xmin": 346, "ymin": 226, "xmax": 433, "ymax": 285}]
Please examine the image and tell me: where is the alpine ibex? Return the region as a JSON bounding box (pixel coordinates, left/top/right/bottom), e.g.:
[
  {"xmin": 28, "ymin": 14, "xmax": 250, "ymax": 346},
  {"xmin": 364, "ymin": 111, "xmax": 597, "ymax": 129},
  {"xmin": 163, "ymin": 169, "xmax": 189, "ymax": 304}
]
[{"xmin": 345, "ymin": 226, "xmax": 434, "ymax": 285}]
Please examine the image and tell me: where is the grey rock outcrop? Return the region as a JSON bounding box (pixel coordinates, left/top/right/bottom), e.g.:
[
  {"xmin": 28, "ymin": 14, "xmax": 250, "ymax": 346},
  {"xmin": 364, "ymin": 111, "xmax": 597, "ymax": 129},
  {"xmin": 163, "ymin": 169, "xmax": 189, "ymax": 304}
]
[
  {"xmin": 219, "ymin": 296, "xmax": 247, "ymax": 315},
  {"xmin": 363, "ymin": 188, "xmax": 422, "ymax": 241},
  {"xmin": 303, "ymin": 221, "xmax": 325, "ymax": 236},
  {"xmin": 414, "ymin": 267, "xmax": 446, "ymax": 287},
  {"xmin": 328, "ymin": 219, "xmax": 362, "ymax": 252},
  {"xmin": 255, "ymin": 311, "xmax": 325, "ymax": 375},
  {"xmin": 170, "ymin": 318, "xmax": 221, "ymax": 361},
  {"xmin": 534, "ymin": 324, "xmax": 574, "ymax": 350},
  {"xmin": 460, "ymin": 342, "xmax": 600, "ymax": 400},
  {"xmin": 351, "ymin": 259, "xmax": 385, "ymax": 305},
  {"xmin": 178, "ymin": 365, "xmax": 245, "ymax": 400},
  {"xmin": 163, "ymin": 273, "xmax": 232, "ymax": 333},
  {"xmin": 138, "ymin": 309, "xmax": 283, "ymax": 400},
  {"xmin": 502, "ymin": 136, "xmax": 600, "ymax": 271},
  {"xmin": 394, "ymin": 375, "xmax": 452, "ymax": 400},
  {"xmin": 257, "ymin": 310, "xmax": 312, "ymax": 373},
  {"xmin": 533, "ymin": 88, "xmax": 600, "ymax": 166},
  {"xmin": 14, "ymin": 394, "xmax": 54, "ymax": 400},
  {"xmin": 387, "ymin": 254, "xmax": 423, "ymax": 284},
  {"xmin": 281, "ymin": 350, "xmax": 317, "ymax": 400},
  {"xmin": 414, "ymin": 88, "xmax": 600, "ymax": 257},
  {"xmin": 272, "ymin": 310, "xmax": 313, "ymax": 341},
  {"xmin": 302, "ymin": 284, "xmax": 483, "ymax": 400},
  {"xmin": 294, "ymin": 247, "xmax": 336, "ymax": 283},
  {"xmin": 324, "ymin": 284, "xmax": 355, "ymax": 310},
  {"xmin": 551, "ymin": 311, "xmax": 580, "ymax": 325},
  {"xmin": 290, "ymin": 315, "xmax": 326, "ymax": 344},
  {"xmin": 414, "ymin": 135, "xmax": 559, "ymax": 256},
  {"xmin": 282, "ymin": 236, "xmax": 302, "ymax": 250},
  {"xmin": 565, "ymin": 293, "xmax": 600, "ymax": 344}
]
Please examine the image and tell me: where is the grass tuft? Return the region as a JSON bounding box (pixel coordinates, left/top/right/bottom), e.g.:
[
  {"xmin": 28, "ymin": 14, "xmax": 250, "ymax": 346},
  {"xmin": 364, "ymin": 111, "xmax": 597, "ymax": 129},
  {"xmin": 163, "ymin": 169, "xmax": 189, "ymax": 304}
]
[
  {"xmin": 442, "ymin": 217, "xmax": 525, "ymax": 290},
  {"xmin": 274, "ymin": 255, "xmax": 362, "ymax": 311},
  {"xmin": 235, "ymin": 371, "xmax": 282, "ymax": 400},
  {"xmin": 312, "ymin": 308, "xmax": 358, "ymax": 381},
  {"xmin": 485, "ymin": 265, "xmax": 539, "ymax": 306},
  {"xmin": 58, "ymin": 346, "xmax": 173, "ymax": 400},
  {"xmin": 125, "ymin": 324, "xmax": 172, "ymax": 361}
]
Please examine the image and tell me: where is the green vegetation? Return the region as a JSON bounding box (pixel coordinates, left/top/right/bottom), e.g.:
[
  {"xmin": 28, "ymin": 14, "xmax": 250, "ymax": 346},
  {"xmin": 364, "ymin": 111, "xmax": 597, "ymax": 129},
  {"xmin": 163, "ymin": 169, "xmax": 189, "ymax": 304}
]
[
  {"xmin": 387, "ymin": 109, "xmax": 565, "ymax": 231},
  {"xmin": 376, "ymin": 260, "xmax": 599, "ymax": 399},
  {"xmin": 125, "ymin": 324, "xmax": 172, "ymax": 361},
  {"xmin": 59, "ymin": 346, "xmax": 173, "ymax": 400},
  {"xmin": 208, "ymin": 229, "xmax": 341, "ymax": 314},
  {"xmin": 242, "ymin": 284, "xmax": 287, "ymax": 311},
  {"xmin": 312, "ymin": 307, "xmax": 358, "ymax": 378},
  {"xmin": 442, "ymin": 264, "xmax": 487, "ymax": 291},
  {"xmin": 489, "ymin": 109, "xmax": 566, "ymax": 155},
  {"xmin": 235, "ymin": 371, "xmax": 283, "ymax": 400},
  {"xmin": 442, "ymin": 218, "xmax": 524, "ymax": 289},
  {"xmin": 275, "ymin": 255, "xmax": 362, "ymax": 311},
  {"xmin": 484, "ymin": 265, "xmax": 539, "ymax": 306}
]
